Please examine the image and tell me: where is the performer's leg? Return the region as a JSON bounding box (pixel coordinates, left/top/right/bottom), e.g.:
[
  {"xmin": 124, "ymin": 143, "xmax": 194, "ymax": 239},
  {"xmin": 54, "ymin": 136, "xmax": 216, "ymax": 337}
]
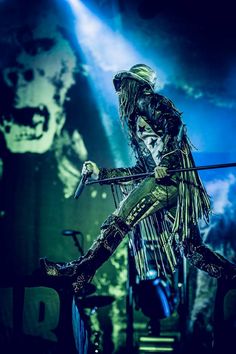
[
  {"xmin": 40, "ymin": 177, "xmax": 178, "ymax": 293},
  {"xmin": 182, "ymin": 226, "xmax": 236, "ymax": 279}
]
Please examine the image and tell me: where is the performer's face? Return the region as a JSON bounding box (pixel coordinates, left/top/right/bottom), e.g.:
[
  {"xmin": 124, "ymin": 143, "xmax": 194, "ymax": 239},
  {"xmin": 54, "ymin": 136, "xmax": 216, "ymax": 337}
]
[{"xmin": 0, "ymin": 21, "xmax": 76, "ymax": 154}]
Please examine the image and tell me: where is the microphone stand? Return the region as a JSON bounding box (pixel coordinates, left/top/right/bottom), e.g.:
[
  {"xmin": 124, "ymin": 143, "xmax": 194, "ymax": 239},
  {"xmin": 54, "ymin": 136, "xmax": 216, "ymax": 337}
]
[
  {"xmin": 84, "ymin": 162, "xmax": 236, "ymax": 187},
  {"xmin": 73, "ymin": 163, "xmax": 236, "ymax": 196},
  {"xmin": 72, "ymin": 234, "xmax": 84, "ymax": 256},
  {"xmin": 62, "ymin": 230, "xmax": 84, "ymax": 256}
]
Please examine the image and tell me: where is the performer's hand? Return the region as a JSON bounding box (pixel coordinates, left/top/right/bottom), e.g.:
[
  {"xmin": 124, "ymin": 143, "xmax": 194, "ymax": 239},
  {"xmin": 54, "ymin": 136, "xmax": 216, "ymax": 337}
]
[
  {"xmin": 82, "ymin": 161, "xmax": 100, "ymax": 180},
  {"xmin": 154, "ymin": 166, "xmax": 169, "ymax": 180}
]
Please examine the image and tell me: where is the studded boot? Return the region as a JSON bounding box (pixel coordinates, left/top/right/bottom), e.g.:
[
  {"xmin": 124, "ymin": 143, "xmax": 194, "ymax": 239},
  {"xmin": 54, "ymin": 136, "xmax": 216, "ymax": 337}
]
[
  {"xmin": 40, "ymin": 215, "xmax": 131, "ymax": 293},
  {"xmin": 182, "ymin": 225, "xmax": 236, "ymax": 283}
]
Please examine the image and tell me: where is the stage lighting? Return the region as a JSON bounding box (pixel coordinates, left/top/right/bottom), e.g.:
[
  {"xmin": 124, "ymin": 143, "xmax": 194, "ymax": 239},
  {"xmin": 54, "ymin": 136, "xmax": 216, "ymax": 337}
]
[
  {"xmin": 65, "ymin": 0, "xmax": 164, "ymax": 166},
  {"xmin": 66, "ymin": 0, "xmax": 142, "ymax": 72}
]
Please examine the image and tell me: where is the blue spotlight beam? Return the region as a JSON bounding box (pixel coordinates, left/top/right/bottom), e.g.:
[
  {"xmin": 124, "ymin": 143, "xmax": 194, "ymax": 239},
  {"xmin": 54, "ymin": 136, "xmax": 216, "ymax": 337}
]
[{"xmin": 66, "ymin": 0, "xmax": 165, "ymax": 166}]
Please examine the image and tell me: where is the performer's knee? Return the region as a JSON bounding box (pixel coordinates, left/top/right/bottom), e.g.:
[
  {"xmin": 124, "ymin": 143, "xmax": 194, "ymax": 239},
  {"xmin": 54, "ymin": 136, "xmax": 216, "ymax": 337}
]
[{"xmin": 101, "ymin": 214, "xmax": 131, "ymax": 235}]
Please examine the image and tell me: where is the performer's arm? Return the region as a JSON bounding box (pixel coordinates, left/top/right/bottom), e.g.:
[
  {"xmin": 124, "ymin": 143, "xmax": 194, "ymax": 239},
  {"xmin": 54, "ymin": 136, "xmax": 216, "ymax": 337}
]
[
  {"xmin": 98, "ymin": 159, "xmax": 146, "ymax": 185},
  {"xmin": 82, "ymin": 160, "xmax": 146, "ymax": 185}
]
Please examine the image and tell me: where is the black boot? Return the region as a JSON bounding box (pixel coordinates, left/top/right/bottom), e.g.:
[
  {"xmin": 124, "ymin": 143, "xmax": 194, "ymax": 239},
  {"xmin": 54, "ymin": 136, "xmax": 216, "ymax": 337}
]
[
  {"xmin": 39, "ymin": 258, "xmax": 80, "ymax": 277},
  {"xmin": 40, "ymin": 215, "xmax": 131, "ymax": 293},
  {"xmin": 182, "ymin": 225, "xmax": 236, "ymax": 281}
]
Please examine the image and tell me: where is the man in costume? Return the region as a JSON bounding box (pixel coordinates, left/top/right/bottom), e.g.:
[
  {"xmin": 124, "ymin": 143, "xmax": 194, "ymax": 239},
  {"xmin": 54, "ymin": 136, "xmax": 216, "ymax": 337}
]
[{"xmin": 40, "ymin": 64, "xmax": 236, "ymax": 293}]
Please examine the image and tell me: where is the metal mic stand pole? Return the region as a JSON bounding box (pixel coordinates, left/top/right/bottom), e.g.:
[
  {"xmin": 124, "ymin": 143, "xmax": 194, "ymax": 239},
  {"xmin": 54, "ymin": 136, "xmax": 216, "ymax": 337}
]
[
  {"xmin": 72, "ymin": 234, "xmax": 84, "ymax": 256},
  {"xmin": 85, "ymin": 162, "xmax": 236, "ymax": 187}
]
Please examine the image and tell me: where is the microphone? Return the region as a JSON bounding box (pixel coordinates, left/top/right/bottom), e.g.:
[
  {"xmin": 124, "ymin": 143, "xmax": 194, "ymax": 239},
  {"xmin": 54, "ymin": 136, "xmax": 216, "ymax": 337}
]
[
  {"xmin": 74, "ymin": 173, "xmax": 91, "ymax": 199},
  {"xmin": 62, "ymin": 230, "xmax": 82, "ymax": 237}
]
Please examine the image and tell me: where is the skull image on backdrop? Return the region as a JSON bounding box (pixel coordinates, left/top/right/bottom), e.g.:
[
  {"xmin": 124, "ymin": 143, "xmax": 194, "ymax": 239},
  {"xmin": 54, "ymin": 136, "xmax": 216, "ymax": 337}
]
[
  {"xmin": 1, "ymin": 17, "xmax": 77, "ymax": 154},
  {"xmin": 0, "ymin": 3, "xmax": 128, "ymax": 352},
  {"xmin": 0, "ymin": 9, "xmax": 88, "ymax": 196}
]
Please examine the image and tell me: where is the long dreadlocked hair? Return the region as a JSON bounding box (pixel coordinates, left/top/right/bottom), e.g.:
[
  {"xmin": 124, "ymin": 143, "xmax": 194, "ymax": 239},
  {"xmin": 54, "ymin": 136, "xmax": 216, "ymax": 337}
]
[
  {"xmin": 118, "ymin": 78, "xmax": 145, "ymax": 126},
  {"xmin": 118, "ymin": 78, "xmax": 150, "ymax": 170}
]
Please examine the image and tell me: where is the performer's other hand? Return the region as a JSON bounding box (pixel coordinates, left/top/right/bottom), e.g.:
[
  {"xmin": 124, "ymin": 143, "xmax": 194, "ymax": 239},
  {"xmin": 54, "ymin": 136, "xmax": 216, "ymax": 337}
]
[
  {"xmin": 154, "ymin": 166, "xmax": 169, "ymax": 180},
  {"xmin": 82, "ymin": 161, "xmax": 100, "ymax": 180}
]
